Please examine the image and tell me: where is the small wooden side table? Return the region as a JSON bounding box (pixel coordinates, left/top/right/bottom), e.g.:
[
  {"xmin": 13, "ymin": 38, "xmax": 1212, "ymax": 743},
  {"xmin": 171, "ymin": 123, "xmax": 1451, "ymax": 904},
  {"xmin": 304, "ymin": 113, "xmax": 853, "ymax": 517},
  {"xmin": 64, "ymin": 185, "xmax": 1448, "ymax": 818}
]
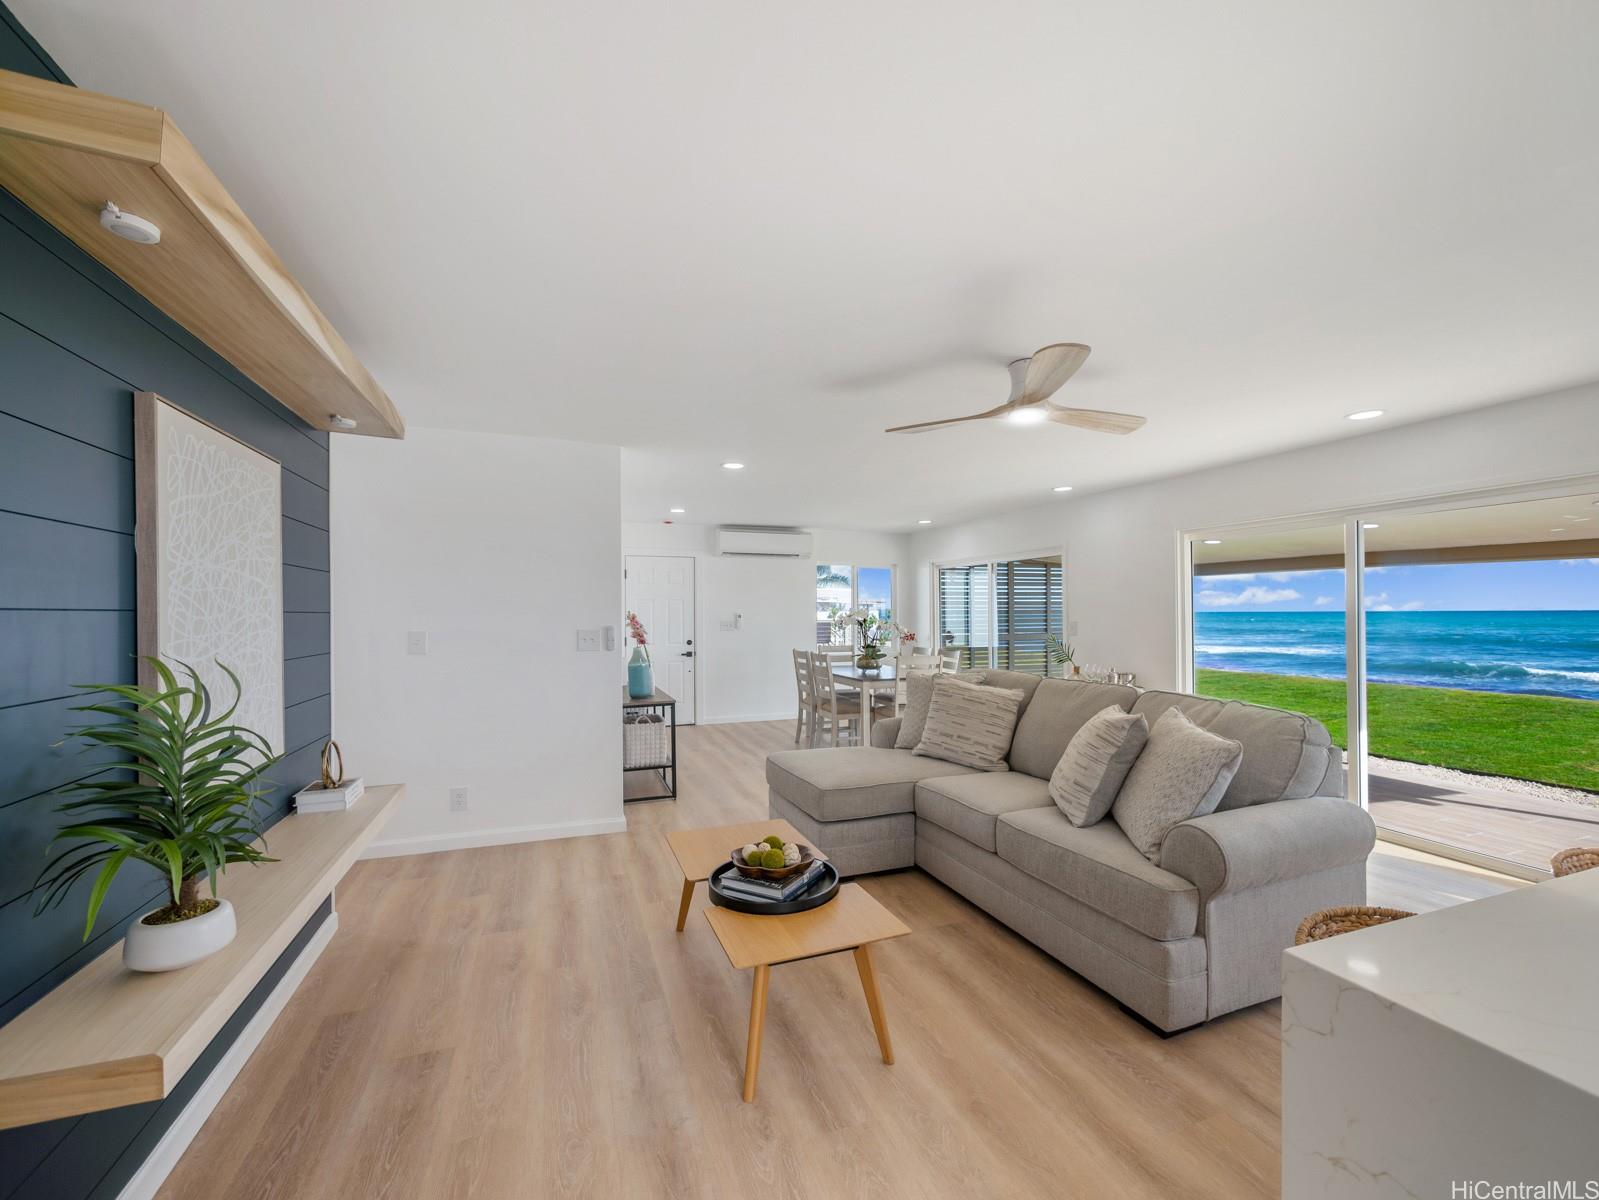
[
  {"xmin": 704, "ymin": 883, "xmax": 910, "ymax": 1101},
  {"xmin": 662, "ymin": 819, "xmax": 818, "ymax": 932}
]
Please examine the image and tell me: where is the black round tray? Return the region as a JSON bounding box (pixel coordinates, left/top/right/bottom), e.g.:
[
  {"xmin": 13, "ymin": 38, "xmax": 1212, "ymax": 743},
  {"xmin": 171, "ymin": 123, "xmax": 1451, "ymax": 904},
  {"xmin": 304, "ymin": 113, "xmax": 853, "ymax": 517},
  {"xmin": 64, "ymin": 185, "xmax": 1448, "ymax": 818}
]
[{"xmin": 708, "ymin": 860, "xmax": 841, "ymax": 915}]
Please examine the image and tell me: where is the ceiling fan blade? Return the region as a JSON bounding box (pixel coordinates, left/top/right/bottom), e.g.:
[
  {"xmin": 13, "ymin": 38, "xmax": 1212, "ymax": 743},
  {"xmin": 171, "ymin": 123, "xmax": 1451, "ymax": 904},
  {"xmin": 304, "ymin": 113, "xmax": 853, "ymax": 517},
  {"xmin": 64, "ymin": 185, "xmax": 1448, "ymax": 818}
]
[
  {"xmin": 885, "ymin": 404, "xmax": 1012, "ymax": 434},
  {"xmin": 1046, "ymin": 407, "xmax": 1147, "ymax": 435},
  {"xmin": 1020, "ymin": 343, "xmax": 1091, "ymax": 404}
]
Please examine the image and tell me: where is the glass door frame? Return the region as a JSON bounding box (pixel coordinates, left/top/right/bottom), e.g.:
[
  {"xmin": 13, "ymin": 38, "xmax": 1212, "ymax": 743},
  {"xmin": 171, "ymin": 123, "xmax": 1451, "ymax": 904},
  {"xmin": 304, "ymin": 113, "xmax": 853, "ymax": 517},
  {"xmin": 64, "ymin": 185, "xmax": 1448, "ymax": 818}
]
[
  {"xmin": 1178, "ymin": 472, "xmax": 1599, "ymax": 881},
  {"xmin": 931, "ymin": 546, "xmax": 1066, "ymax": 673}
]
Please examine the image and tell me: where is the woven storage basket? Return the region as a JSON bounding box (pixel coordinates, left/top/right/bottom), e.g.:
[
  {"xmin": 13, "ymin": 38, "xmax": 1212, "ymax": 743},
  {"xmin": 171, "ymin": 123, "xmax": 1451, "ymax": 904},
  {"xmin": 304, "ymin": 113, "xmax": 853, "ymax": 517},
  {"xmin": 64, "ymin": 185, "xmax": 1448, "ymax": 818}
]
[
  {"xmin": 1294, "ymin": 905, "xmax": 1415, "ymax": 945},
  {"xmin": 622, "ymin": 712, "xmax": 670, "ymax": 769},
  {"xmin": 1551, "ymin": 846, "xmax": 1599, "ymax": 877}
]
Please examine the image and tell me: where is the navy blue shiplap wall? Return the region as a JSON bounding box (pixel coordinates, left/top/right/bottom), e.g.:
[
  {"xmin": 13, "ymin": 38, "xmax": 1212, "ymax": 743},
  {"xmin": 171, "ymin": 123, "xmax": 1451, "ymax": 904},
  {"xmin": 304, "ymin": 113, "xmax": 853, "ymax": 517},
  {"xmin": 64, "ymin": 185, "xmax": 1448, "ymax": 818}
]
[{"xmin": 0, "ymin": 8, "xmax": 334, "ymax": 1196}]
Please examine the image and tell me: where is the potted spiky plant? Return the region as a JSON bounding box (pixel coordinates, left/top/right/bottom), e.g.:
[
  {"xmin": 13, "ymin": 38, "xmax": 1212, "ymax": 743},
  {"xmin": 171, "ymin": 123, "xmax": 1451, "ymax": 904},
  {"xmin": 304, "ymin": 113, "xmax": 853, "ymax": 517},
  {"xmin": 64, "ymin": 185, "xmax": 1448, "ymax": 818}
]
[{"xmin": 34, "ymin": 659, "xmax": 280, "ymax": 972}]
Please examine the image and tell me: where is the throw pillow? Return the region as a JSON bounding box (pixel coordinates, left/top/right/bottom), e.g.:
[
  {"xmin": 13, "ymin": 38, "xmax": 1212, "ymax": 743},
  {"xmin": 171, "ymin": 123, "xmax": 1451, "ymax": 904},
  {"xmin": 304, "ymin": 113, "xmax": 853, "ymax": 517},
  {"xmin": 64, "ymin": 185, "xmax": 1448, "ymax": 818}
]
[
  {"xmin": 1111, "ymin": 708, "xmax": 1243, "ymax": 863},
  {"xmin": 894, "ymin": 669, "xmax": 988, "ymax": 749},
  {"xmin": 894, "ymin": 671, "xmax": 938, "ymax": 749},
  {"xmin": 912, "ymin": 675, "xmax": 1025, "ymax": 772},
  {"xmin": 1048, "ymin": 705, "xmax": 1150, "ymax": 827}
]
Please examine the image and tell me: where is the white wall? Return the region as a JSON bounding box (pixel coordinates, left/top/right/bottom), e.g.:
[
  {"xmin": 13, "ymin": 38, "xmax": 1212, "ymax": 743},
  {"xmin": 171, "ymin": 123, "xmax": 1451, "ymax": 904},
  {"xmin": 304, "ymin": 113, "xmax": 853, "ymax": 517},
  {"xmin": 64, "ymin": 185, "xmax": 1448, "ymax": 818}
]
[
  {"xmin": 908, "ymin": 384, "xmax": 1599, "ymax": 691},
  {"xmin": 621, "ymin": 523, "xmax": 910, "ymax": 723},
  {"xmin": 334, "ymin": 428, "xmax": 625, "ymax": 856}
]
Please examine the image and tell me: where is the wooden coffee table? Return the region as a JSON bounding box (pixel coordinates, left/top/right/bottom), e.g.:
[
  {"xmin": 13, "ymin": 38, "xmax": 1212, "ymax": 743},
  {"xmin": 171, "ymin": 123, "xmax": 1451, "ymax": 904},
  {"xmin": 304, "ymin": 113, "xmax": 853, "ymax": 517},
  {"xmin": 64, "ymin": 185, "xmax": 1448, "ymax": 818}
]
[
  {"xmin": 704, "ymin": 883, "xmax": 910, "ymax": 1101},
  {"xmin": 663, "ymin": 819, "xmax": 820, "ymax": 932}
]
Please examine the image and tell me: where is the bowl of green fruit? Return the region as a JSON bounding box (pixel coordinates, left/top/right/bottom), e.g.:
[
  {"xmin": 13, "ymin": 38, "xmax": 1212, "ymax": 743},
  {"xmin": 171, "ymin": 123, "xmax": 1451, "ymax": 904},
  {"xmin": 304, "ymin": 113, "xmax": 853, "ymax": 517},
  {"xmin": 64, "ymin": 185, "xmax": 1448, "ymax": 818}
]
[{"xmin": 731, "ymin": 835, "xmax": 815, "ymax": 880}]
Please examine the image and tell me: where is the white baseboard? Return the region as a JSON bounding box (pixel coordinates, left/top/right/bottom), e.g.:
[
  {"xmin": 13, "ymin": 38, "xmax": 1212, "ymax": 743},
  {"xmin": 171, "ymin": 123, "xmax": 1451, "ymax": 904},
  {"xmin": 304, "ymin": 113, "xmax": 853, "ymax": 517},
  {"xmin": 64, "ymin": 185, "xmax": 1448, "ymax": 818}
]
[
  {"xmin": 362, "ymin": 815, "xmax": 629, "ymax": 859},
  {"xmin": 118, "ymin": 909, "xmax": 340, "ymax": 1200},
  {"xmin": 698, "ymin": 712, "xmax": 794, "ymax": 725}
]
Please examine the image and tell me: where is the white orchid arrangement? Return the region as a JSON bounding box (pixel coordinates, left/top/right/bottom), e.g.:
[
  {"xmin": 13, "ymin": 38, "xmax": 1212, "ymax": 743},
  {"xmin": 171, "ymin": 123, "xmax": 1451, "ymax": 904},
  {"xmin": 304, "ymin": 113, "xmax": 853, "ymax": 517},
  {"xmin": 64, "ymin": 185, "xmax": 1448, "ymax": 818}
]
[{"xmin": 844, "ymin": 607, "xmax": 913, "ymax": 659}]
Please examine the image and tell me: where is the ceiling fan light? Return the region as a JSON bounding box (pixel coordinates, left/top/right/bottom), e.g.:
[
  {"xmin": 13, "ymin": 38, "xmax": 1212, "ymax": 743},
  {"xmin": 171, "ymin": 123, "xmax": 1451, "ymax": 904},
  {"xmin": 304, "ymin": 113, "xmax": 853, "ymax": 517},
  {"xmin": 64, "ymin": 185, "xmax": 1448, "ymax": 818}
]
[{"xmin": 1006, "ymin": 408, "xmax": 1047, "ymax": 426}]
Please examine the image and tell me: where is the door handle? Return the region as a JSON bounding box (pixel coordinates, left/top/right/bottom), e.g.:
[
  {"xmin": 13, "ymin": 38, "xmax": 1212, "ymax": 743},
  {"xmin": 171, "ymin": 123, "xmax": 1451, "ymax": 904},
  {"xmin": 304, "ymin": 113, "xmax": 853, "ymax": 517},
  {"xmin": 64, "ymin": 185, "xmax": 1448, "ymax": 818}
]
[{"xmin": 680, "ymin": 650, "xmax": 694, "ymax": 658}]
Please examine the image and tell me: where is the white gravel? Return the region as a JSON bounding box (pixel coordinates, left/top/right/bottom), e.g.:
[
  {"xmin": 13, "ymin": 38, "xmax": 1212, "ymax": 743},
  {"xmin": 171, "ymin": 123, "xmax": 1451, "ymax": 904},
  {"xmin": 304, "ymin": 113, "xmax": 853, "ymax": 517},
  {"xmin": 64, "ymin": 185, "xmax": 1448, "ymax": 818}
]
[{"xmin": 1371, "ymin": 755, "xmax": 1599, "ymax": 811}]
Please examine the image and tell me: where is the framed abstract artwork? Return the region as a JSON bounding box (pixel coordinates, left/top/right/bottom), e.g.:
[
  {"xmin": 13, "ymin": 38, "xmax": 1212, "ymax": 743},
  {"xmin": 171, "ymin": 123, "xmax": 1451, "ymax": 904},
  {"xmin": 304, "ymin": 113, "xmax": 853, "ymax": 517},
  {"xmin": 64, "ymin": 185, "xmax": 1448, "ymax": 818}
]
[{"xmin": 134, "ymin": 392, "xmax": 285, "ymax": 754}]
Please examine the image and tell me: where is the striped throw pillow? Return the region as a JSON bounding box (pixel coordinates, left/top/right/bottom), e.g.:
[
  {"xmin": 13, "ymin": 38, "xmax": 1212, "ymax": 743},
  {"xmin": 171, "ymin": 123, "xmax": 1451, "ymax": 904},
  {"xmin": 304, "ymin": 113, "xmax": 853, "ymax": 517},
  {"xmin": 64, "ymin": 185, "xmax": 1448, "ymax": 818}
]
[
  {"xmin": 912, "ymin": 675, "xmax": 1025, "ymax": 772},
  {"xmin": 1048, "ymin": 706, "xmax": 1149, "ymax": 827}
]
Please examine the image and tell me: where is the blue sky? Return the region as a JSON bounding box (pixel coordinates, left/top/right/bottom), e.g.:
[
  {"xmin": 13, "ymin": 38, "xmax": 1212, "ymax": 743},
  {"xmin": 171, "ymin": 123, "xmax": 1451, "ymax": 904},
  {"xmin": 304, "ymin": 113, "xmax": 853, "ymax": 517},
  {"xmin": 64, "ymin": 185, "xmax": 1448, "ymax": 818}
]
[{"xmin": 1194, "ymin": 559, "xmax": 1599, "ymax": 612}]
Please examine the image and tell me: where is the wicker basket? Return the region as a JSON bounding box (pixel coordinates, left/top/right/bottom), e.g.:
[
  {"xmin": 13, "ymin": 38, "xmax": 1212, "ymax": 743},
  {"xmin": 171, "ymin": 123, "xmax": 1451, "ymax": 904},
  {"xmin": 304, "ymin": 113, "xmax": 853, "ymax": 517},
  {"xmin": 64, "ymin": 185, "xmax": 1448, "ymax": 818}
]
[
  {"xmin": 622, "ymin": 712, "xmax": 670, "ymax": 769},
  {"xmin": 1551, "ymin": 846, "xmax": 1599, "ymax": 877},
  {"xmin": 1294, "ymin": 905, "xmax": 1415, "ymax": 945}
]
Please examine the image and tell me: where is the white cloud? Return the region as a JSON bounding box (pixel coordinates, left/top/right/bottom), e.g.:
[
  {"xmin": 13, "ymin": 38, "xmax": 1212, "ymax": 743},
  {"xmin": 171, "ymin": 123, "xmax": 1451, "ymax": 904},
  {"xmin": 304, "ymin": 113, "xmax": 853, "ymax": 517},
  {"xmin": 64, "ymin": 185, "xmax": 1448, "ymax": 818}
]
[
  {"xmin": 1314, "ymin": 595, "xmax": 1339, "ymax": 606},
  {"xmin": 1401, "ymin": 600, "xmax": 1426, "ymax": 611},
  {"xmin": 1196, "ymin": 586, "xmax": 1302, "ymax": 607},
  {"xmin": 1365, "ymin": 591, "xmax": 1391, "ymax": 611},
  {"xmin": 1559, "ymin": 558, "xmax": 1599, "ymax": 566}
]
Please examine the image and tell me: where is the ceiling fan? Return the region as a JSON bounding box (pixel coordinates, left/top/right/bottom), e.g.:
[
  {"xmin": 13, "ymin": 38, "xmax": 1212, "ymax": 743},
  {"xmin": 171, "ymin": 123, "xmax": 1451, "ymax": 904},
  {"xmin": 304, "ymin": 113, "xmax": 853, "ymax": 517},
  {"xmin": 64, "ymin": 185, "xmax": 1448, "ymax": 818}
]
[{"xmin": 883, "ymin": 343, "xmax": 1146, "ymax": 436}]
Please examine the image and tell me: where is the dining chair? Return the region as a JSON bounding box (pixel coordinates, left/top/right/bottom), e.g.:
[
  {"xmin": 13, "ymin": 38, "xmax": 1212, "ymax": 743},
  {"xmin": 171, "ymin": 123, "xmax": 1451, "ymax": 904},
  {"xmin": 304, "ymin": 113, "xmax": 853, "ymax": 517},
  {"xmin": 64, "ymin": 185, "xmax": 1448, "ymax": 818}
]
[
  {"xmin": 791, "ymin": 648, "xmax": 817, "ymax": 744},
  {"xmin": 940, "ymin": 651, "xmax": 962, "ymax": 673},
  {"xmin": 894, "ymin": 652, "xmax": 942, "ymax": 713},
  {"xmin": 815, "ymin": 644, "xmax": 861, "ymax": 698}
]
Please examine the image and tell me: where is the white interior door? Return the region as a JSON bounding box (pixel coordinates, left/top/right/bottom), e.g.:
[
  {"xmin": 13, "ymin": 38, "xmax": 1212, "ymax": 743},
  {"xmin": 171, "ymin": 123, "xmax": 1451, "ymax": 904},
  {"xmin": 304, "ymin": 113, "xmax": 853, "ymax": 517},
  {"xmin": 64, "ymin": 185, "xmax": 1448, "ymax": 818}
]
[{"xmin": 625, "ymin": 554, "xmax": 696, "ymax": 723}]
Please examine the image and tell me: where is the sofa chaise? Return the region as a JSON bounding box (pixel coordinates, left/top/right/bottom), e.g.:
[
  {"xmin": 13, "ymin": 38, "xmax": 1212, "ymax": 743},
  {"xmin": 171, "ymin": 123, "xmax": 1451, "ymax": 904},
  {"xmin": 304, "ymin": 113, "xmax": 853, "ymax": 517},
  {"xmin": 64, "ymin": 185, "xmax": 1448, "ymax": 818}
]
[{"xmin": 766, "ymin": 672, "xmax": 1376, "ymax": 1032}]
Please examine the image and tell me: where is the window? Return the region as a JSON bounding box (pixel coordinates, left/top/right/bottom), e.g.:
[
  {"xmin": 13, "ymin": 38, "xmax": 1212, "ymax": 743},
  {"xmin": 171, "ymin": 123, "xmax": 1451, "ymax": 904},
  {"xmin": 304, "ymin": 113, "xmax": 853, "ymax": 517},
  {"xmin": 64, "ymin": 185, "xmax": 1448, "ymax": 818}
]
[
  {"xmin": 816, "ymin": 563, "xmax": 896, "ymax": 645},
  {"xmin": 937, "ymin": 554, "xmax": 1064, "ymax": 675}
]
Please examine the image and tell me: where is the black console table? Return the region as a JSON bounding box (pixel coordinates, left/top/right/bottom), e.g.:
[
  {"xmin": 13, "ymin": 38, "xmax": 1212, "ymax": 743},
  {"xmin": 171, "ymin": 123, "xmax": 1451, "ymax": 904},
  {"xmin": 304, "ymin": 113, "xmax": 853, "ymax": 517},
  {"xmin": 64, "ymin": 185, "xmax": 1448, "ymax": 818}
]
[{"xmin": 622, "ymin": 687, "xmax": 677, "ymax": 801}]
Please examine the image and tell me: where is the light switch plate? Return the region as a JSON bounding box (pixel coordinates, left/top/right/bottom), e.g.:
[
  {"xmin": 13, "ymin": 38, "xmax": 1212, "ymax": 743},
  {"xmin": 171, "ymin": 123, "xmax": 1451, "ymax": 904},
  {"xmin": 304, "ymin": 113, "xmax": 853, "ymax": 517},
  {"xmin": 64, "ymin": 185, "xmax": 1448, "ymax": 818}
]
[
  {"xmin": 406, "ymin": 630, "xmax": 428, "ymax": 655},
  {"xmin": 576, "ymin": 628, "xmax": 602, "ymax": 651},
  {"xmin": 1068, "ymin": 621, "xmax": 1079, "ymax": 637}
]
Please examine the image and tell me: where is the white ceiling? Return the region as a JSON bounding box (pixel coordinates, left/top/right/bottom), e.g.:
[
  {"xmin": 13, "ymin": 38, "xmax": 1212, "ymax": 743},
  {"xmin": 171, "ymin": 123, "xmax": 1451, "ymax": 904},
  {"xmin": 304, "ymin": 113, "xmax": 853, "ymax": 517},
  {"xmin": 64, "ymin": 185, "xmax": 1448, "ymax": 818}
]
[{"xmin": 16, "ymin": 1, "xmax": 1599, "ymax": 531}]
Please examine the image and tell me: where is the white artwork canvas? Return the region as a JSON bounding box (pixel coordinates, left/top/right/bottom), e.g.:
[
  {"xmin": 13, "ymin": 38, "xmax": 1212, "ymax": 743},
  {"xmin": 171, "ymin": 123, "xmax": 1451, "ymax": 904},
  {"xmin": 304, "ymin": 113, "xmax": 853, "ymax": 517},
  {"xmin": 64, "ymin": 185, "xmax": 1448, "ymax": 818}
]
[{"xmin": 136, "ymin": 393, "xmax": 285, "ymax": 754}]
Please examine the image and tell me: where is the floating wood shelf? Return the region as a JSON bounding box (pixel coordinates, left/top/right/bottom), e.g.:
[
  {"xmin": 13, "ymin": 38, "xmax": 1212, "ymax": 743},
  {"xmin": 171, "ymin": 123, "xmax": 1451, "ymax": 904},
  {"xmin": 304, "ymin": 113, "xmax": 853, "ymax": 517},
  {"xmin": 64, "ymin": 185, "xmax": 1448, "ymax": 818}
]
[
  {"xmin": 0, "ymin": 68, "xmax": 403, "ymax": 439},
  {"xmin": 0, "ymin": 784, "xmax": 402, "ymax": 1131}
]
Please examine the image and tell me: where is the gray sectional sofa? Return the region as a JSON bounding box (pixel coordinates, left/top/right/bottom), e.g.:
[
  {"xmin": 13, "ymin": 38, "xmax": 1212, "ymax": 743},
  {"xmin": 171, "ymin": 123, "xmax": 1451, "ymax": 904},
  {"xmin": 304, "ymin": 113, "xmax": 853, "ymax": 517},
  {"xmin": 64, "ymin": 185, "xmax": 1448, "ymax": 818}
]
[{"xmin": 766, "ymin": 671, "xmax": 1376, "ymax": 1032}]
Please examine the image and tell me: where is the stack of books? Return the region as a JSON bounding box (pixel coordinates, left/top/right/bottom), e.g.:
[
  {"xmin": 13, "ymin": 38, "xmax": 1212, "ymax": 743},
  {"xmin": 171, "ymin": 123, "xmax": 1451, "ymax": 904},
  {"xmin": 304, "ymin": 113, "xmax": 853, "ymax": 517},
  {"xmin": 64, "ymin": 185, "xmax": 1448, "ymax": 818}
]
[
  {"xmin": 293, "ymin": 776, "xmax": 365, "ymax": 813},
  {"xmin": 719, "ymin": 859, "xmax": 825, "ymax": 904}
]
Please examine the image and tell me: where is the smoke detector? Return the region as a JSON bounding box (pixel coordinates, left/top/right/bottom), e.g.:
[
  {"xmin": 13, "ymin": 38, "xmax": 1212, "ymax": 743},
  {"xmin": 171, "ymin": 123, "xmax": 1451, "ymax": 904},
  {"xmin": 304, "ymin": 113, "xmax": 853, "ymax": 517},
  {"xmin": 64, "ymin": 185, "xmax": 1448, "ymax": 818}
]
[
  {"xmin": 99, "ymin": 202, "xmax": 161, "ymax": 245},
  {"xmin": 329, "ymin": 414, "xmax": 358, "ymax": 430}
]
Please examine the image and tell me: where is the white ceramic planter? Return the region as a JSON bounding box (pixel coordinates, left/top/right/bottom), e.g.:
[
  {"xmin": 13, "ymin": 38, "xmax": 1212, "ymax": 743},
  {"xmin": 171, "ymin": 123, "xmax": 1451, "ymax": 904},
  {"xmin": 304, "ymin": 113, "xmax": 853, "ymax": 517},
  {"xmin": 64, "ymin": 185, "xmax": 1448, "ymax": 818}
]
[{"xmin": 123, "ymin": 899, "xmax": 237, "ymax": 972}]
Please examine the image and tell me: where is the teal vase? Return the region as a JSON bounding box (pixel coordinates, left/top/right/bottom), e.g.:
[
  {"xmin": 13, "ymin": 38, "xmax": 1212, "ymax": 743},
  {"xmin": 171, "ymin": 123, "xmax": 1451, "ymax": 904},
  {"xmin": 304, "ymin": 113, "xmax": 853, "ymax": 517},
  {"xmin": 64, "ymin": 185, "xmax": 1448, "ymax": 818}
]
[{"xmin": 627, "ymin": 646, "xmax": 654, "ymax": 698}]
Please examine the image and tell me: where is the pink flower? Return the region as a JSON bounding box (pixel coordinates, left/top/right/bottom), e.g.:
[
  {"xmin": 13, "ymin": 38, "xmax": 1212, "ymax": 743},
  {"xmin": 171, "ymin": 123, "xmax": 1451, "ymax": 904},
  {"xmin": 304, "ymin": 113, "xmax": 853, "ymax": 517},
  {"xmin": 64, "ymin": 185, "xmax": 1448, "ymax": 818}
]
[{"xmin": 625, "ymin": 611, "xmax": 649, "ymax": 646}]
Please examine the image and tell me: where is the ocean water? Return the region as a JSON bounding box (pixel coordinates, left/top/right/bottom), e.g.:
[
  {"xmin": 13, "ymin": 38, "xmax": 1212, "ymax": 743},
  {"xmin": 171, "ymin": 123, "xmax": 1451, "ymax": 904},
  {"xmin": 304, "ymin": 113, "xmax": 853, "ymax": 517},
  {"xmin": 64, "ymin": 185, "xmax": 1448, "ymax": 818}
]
[{"xmin": 1194, "ymin": 610, "xmax": 1599, "ymax": 702}]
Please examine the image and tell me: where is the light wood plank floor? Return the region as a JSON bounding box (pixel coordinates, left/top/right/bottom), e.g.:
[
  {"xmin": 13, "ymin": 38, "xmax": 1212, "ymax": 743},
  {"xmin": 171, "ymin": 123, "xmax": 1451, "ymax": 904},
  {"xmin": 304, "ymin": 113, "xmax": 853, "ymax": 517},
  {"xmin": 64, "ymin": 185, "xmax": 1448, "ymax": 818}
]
[{"xmin": 159, "ymin": 721, "xmax": 1521, "ymax": 1200}]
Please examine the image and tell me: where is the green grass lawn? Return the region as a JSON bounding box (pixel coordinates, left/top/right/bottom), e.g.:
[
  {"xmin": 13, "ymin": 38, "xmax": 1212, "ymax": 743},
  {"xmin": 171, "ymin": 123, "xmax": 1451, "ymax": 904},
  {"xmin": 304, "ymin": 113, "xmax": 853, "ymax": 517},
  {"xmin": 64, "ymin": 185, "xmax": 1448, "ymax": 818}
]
[{"xmin": 1195, "ymin": 668, "xmax": 1599, "ymax": 794}]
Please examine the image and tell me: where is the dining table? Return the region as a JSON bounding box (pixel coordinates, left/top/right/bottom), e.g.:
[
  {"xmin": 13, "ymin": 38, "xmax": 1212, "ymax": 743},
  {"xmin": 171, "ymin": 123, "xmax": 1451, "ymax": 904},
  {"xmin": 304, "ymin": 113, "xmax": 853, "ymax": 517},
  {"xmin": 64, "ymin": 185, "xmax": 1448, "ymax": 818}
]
[{"xmin": 830, "ymin": 661, "xmax": 900, "ymax": 744}]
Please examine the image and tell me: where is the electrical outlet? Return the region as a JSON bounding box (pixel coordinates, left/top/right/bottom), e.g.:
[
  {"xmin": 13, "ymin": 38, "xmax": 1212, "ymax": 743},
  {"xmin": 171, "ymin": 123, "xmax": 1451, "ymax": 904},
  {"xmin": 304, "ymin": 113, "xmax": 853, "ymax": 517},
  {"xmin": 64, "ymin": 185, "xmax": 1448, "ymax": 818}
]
[
  {"xmin": 448, "ymin": 787, "xmax": 469, "ymax": 812},
  {"xmin": 576, "ymin": 628, "xmax": 602, "ymax": 651},
  {"xmin": 407, "ymin": 630, "xmax": 428, "ymax": 655},
  {"xmin": 1068, "ymin": 621, "xmax": 1080, "ymax": 637}
]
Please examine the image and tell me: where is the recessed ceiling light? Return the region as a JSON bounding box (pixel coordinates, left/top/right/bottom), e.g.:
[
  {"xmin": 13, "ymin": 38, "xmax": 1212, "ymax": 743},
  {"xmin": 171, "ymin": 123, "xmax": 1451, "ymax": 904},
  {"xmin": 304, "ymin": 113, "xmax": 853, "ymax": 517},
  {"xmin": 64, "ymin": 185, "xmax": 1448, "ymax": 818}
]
[
  {"xmin": 917, "ymin": 519, "xmax": 932, "ymax": 525},
  {"xmin": 1006, "ymin": 408, "xmax": 1047, "ymax": 426},
  {"xmin": 1551, "ymin": 527, "xmax": 1566, "ymax": 533},
  {"xmin": 721, "ymin": 462, "xmax": 745, "ymax": 470},
  {"xmin": 1362, "ymin": 523, "xmax": 1380, "ymax": 530},
  {"xmin": 669, "ymin": 507, "xmax": 685, "ymax": 514},
  {"xmin": 1202, "ymin": 539, "xmax": 1223, "ymax": 545},
  {"xmin": 1051, "ymin": 485, "xmax": 1074, "ymax": 493},
  {"xmin": 1346, "ymin": 410, "xmax": 1385, "ymax": 421}
]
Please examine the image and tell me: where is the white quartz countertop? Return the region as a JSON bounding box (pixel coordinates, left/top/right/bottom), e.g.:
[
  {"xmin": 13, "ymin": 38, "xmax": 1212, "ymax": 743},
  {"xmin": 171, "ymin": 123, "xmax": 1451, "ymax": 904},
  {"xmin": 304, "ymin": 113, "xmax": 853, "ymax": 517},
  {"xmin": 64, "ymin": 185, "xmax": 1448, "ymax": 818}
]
[{"xmin": 1284, "ymin": 868, "xmax": 1599, "ymax": 1096}]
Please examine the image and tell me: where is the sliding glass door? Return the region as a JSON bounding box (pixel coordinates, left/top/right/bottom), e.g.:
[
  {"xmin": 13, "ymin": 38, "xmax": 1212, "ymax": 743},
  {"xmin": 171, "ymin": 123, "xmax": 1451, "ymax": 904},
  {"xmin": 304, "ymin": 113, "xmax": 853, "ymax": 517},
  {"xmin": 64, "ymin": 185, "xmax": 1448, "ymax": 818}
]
[
  {"xmin": 937, "ymin": 555, "xmax": 1064, "ymax": 675},
  {"xmin": 1186, "ymin": 488, "xmax": 1599, "ymax": 879}
]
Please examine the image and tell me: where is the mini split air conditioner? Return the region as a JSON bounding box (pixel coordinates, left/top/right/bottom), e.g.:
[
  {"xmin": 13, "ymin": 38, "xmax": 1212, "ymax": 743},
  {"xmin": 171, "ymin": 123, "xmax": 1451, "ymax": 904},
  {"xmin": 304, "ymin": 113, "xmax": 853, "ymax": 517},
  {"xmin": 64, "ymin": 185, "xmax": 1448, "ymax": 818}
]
[{"xmin": 715, "ymin": 526, "xmax": 814, "ymax": 558}]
